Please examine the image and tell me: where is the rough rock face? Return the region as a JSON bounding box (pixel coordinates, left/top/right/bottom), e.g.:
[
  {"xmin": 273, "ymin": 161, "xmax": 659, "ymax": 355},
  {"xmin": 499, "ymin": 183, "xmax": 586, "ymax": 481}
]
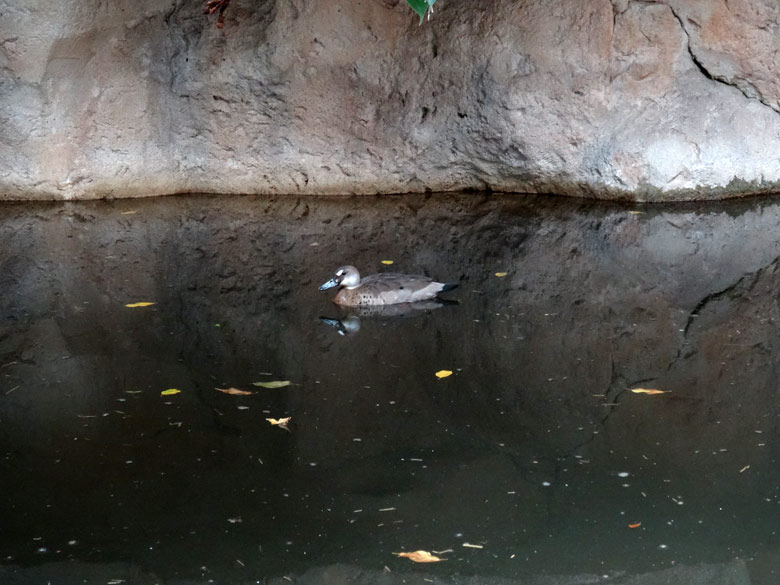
[{"xmin": 2, "ymin": 0, "xmax": 780, "ymax": 200}]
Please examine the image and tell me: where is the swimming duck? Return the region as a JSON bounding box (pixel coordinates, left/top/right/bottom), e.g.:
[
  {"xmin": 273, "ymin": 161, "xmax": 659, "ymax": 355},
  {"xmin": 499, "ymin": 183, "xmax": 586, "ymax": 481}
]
[{"xmin": 319, "ymin": 265, "xmax": 457, "ymax": 306}]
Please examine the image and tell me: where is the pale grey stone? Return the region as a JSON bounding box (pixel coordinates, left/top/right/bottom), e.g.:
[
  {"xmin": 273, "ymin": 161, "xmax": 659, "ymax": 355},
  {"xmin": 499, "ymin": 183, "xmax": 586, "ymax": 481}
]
[{"xmin": 2, "ymin": 0, "xmax": 780, "ymax": 200}]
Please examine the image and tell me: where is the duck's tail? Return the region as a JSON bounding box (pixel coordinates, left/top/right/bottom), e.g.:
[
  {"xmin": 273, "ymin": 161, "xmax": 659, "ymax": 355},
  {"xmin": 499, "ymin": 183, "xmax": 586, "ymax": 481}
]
[{"xmin": 439, "ymin": 283, "xmax": 458, "ymax": 293}]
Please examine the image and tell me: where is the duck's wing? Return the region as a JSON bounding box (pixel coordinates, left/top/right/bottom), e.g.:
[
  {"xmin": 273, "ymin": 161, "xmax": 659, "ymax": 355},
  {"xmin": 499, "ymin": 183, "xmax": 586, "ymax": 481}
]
[
  {"xmin": 361, "ymin": 273, "xmax": 445, "ymax": 304},
  {"xmin": 362, "ymin": 272, "xmax": 431, "ymax": 287}
]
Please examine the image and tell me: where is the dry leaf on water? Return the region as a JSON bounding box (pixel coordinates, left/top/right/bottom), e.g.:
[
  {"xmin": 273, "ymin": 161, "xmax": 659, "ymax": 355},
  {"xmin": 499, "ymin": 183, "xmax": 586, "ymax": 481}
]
[
  {"xmin": 161, "ymin": 388, "xmax": 181, "ymax": 396},
  {"xmin": 495, "ymin": 272, "xmax": 508, "ymax": 277},
  {"xmin": 393, "ymin": 550, "xmax": 445, "ymax": 563},
  {"xmin": 628, "ymin": 522, "xmax": 642, "ymax": 528},
  {"xmin": 381, "ymin": 260, "xmax": 394, "ymax": 265},
  {"xmin": 435, "ymin": 370, "xmax": 453, "ymax": 379},
  {"xmin": 253, "ymin": 380, "xmax": 291, "ymax": 389},
  {"xmin": 630, "ymin": 388, "xmax": 667, "ymax": 395},
  {"xmin": 125, "ymin": 302, "xmax": 155, "ymax": 308},
  {"xmin": 266, "ymin": 417, "xmax": 291, "ymax": 431},
  {"xmin": 215, "ymin": 387, "xmax": 253, "ymax": 396}
]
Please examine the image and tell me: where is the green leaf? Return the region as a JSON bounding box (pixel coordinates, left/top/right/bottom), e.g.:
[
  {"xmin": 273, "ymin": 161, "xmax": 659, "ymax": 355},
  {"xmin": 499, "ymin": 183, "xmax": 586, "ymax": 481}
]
[
  {"xmin": 406, "ymin": 0, "xmax": 436, "ymax": 23},
  {"xmin": 252, "ymin": 380, "xmax": 291, "ymax": 389}
]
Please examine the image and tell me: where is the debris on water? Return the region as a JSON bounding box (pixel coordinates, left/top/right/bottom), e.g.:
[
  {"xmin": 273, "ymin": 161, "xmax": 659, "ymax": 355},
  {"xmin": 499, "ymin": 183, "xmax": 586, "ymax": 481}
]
[
  {"xmin": 266, "ymin": 417, "xmax": 291, "ymax": 431},
  {"xmin": 630, "ymin": 388, "xmax": 667, "ymax": 395},
  {"xmin": 393, "ymin": 550, "xmax": 445, "ymax": 563},
  {"xmin": 215, "ymin": 387, "xmax": 253, "ymax": 395},
  {"xmin": 253, "ymin": 380, "xmax": 291, "ymax": 389}
]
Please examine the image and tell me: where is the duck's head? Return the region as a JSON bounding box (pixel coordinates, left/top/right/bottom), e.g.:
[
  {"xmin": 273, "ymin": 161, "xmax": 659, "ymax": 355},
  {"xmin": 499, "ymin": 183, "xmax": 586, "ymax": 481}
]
[
  {"xmin": 319, "ymin": 315, "xmax": 362, "ymax": 336},
  {"xmin": 319, "ymin": 266, "xmax": 361, "ymax": 290}
]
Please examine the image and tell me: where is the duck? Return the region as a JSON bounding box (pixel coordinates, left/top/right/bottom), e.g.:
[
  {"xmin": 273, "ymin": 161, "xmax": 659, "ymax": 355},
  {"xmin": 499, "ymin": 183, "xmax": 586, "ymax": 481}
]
[{"xmin": 319, "ymin": 265, "xmax": 458, "ymax": 306}]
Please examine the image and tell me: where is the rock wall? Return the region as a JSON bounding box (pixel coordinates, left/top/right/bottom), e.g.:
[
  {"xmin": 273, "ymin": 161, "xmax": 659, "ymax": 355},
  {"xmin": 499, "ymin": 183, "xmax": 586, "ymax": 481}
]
[{"xmin": 2, "ymin": 0, "xmax": 780, "ymax": 200}]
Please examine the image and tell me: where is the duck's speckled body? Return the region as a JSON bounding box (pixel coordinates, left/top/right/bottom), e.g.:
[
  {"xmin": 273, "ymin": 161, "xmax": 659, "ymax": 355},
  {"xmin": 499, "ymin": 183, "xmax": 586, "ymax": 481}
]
[{"xmin": 319, "ymin": 265, "xmax": 457, "ymax": 306}]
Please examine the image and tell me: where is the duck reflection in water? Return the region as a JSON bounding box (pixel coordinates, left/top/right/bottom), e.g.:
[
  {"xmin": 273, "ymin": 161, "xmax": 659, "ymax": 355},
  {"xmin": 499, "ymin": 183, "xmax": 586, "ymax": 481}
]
[{"xmin": 320, "ymin": 300, "xmax": 457, "ymax": 336}]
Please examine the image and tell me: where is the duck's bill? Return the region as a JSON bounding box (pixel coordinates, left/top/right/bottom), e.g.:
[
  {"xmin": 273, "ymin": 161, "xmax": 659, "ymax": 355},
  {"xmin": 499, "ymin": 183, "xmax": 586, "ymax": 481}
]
[
  {"xmin": 319, "ymin": 316, "xmax": 361, "ymax": 336},
  {"xmin": 319, "ymin": 316, "xmax": 347, "ymax": 336},
  {"xmin": 319, "ymin": 278, "xmax": 339, "ymax": 291}
]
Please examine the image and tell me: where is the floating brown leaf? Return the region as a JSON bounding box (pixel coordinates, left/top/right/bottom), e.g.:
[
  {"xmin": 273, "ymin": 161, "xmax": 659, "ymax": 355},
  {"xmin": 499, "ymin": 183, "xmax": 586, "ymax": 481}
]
[
  {"xmin": 393, "ymin": 550, "xmax": 445, "ymax": 563},
  {"xmin": 215, "ymin": 387, "xmax": 253, "ymax": 396}
]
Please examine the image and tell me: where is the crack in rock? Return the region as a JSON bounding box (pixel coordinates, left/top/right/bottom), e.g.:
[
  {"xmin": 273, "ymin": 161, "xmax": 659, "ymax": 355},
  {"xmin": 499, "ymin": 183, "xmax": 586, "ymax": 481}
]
[{"xmin": 662, "ymin": 2, "xmax": 780, "ymax": 115}]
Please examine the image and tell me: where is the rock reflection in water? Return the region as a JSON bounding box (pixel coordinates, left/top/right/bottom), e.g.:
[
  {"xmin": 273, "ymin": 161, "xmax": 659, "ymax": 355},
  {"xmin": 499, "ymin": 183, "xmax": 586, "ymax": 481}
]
[{"xmin": 0, "ymin": 194, "xmax": 778, "ymax": 584}]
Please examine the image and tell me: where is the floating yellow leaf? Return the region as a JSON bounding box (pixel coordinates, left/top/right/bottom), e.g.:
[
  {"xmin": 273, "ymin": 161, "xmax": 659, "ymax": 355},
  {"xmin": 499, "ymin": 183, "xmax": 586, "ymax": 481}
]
[
  {"xmin": 495, "ymin": 272, "xmax": 508, "ymax": 277},
  {"xmin": 393, "ymin": 550, "xmax": 445, "ymax": 563},
  {"xmin": 125, "ymin": 302, "xmax": 155, "ymax": 308},
  {"xmin": 121, "ymin": 210, "xmax": 138, "ymax": 215},
  {"xmin": 215, "ymin": 387, "xmax": 253, "ymax": 396},
  {"xmin": 628, "ymin": 522, "xmax": 642, "ymax": 528},
  {"xmin": 630, "ymin": 388, "xmax": 667, "ymax": 395},
  {"xmin": 435, "ymin": 370, "xmax": 453, "ymax": 379},
  {"xmin": 161, "ymin": 388, "xmax": 181, "ymax": 396},
  {"xmin": 381, "ymin": 260, "xmax": 394, "ymax": 265},
  {"xmin": 266, "ymin": 417, "xmax": 291, "ymax": 431},
  {"xmin": 253, "ymin": 380, "xmax": 291, "ymax": 389}
]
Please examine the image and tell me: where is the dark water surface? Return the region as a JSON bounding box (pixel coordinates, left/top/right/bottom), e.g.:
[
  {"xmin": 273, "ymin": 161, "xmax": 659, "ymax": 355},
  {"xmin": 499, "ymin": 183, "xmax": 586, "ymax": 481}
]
[{"xmin": 0, "ymin": 194, "xmax": 778, "ymax": 584}]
